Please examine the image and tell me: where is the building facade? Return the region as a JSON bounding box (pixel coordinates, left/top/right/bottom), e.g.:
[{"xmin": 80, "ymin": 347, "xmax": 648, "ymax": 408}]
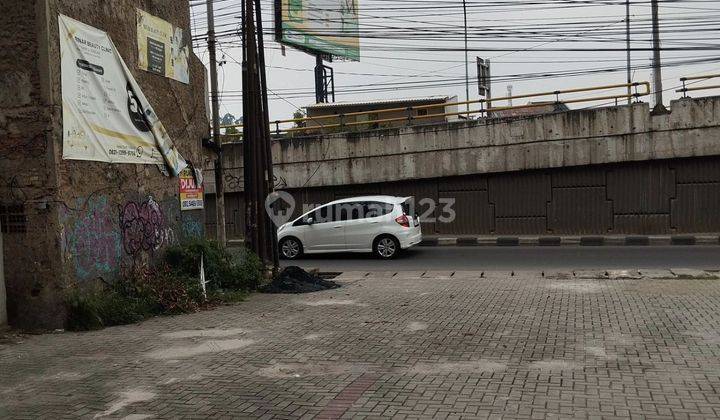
[{"xmin": 0, "ymin": 0, "xmax": 209, "ymax": 329}]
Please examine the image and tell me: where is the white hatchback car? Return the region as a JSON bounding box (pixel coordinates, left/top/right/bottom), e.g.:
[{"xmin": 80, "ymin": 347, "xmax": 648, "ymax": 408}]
[{"xmin": 277, "ymin": 196, "xmax": 422, "ymax": 259}]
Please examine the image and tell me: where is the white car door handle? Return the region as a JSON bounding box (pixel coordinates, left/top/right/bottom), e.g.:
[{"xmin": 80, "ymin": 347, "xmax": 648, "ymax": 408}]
[{"xmin": 333, "ymin": 225, "xmax": 343, "ymax": 229}]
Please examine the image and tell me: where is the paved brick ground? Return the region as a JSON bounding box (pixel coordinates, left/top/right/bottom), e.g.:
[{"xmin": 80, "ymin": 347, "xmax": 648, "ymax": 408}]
[{"xmin": 2, "ymin": 271, "xmax": 720, "ymax": 419}]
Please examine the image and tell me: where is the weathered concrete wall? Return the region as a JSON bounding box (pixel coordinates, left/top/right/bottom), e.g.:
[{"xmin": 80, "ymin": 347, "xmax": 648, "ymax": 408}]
[
  {"xmin": 285, "ymin": 97, "xmax": 720, "ymax": 188},
  {"xmin": 0, "ymin": 0, "xmax": 208, "ymax": 330},
  {"xmin": 205, "ymin": 96, "xmax": 720, "ymax": 237},
  {"xmin": 0, "ymin": 1, "xmax": 65, "ymax": 330},
  {"xmin": 212, "ymin": 97, "xmax": 720, "ymax": 191},
  {"xmin": 209, "ymin": 155, "xmax": 720, "ymax": 237}
]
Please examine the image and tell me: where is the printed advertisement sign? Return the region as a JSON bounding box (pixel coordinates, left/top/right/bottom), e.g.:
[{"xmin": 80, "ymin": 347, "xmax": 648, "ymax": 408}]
[
  {"xmin": 59, "ymin": 14, "xmax": 187, "ymax": 176},
  {"xmin": 179, "ymin": 169, "xmax": 204, "ymax": 211},
  {"xmin": 276, "ymin": 0, "xmax": 360, "ymax": 61},
  {"xmin": 136, "ymin": 8, "xmax": 190, "ymax": 84}
]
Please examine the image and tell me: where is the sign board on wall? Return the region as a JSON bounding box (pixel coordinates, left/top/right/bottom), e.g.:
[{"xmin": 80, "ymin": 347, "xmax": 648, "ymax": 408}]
[
  {"xmin": 275, "ymin": 0, "xmax": 360, "ymax": 61},
  {"xmin": 136, "ymin": 9, "xmax": 190, "ymax": 84},
  {"xmin": 59, "ymin": 14, "xmax": 187, "ymax": 176},
  {"xmin": 179, "ymin": 169, "xmax": 204, "ymax": 211}
]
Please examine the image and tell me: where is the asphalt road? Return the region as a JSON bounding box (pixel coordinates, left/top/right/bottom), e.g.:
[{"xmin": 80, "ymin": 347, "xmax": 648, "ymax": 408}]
[{"xmin": 287, "ymin": 246, "xmax": 720, "ymax": 272}]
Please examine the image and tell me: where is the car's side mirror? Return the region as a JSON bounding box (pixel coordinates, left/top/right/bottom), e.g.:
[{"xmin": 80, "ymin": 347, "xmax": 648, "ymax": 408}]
[{"xmin": 306, "ymin": 217, "xmax": 315, "ymax": 225}]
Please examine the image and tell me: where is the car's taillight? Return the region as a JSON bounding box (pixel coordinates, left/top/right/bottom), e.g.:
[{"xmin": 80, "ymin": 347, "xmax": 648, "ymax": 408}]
[{"xmin": 395, "ymin": 214, "xmax": 410, "ymax": 228}]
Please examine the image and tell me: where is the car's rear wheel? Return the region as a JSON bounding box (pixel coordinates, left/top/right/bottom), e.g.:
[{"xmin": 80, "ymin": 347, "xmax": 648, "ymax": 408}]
[
  {"xmin": 374, "ymin": 235, "xmax": 400, "ymax": 259},
  {"xmin": 280, "ymin": 237, "xmax": 303, "ymax": 260}
]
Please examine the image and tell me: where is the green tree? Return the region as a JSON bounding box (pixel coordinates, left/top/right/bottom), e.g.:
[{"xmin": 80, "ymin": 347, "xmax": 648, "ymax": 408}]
[
  {"xmin": 293, "ymin": 109, "xmax": 306, "ymax": 128},
  {"xmin": 221, "ymin": 113, "xmax": 242, "ymax": 136}
]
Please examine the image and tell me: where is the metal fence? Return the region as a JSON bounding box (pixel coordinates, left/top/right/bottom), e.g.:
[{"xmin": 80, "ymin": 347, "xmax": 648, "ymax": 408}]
[{"xmin": 221, "ymin": 82, "xmax": 650, "ymax": 139}]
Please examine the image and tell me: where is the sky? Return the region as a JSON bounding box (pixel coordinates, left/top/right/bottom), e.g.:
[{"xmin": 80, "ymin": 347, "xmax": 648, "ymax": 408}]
[{"xmin": 189, "ymin": 0, "xmax": 720, "ymax": 123}]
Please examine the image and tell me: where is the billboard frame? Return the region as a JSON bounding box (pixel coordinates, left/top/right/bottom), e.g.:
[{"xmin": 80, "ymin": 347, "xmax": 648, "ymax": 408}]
[{"xmin": 274, "ymin": 0, "xmax": 360, "ymax": 61}]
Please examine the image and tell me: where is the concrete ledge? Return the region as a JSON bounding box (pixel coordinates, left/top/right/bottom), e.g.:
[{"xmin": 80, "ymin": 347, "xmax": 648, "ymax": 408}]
[
  {"xmin": 419, "ymin": 234, "xmax": 720, "ymax": 247},
  {"xmin": 519, "ymin": 237, "xmax": 539, "ymax": 246},
  {"xmin": 538, "ymin": 236, "xmax": 562, "ymax": 246},
  {"xmin": 649, "ymin": 235, "xmax": 672, "ymax": 246},
  {"xmin": 672, "ymin": 235, "xmax": 696, "ymax": 246},
  {"xmin": 497, "ymin": 237, "xmax": 520, "ymax": 246},
  {"xmin": 696, "ymin": 235, "xmax": 719, "ymax": 245},
  {"xmin": 419, "ymin": 237, "xmax": 439, "ymax": 247},
  {"xmin": 625, "ymin": 236, "xmax": 650, "ymax": 246},
  {"xmin": 456, "ymin": 237, "xmax": 480, "ymax": 246},
  {"xmin": 581, "ymin": 236, "xmax": 605, "ymax": 246},
  {"xmin": 477, "ymin": 237, "xmax": 498, "ymax": 246},
  {"xmin": 561, "ymin": 236, "xmax": 582, "ymax": 246},
  {"xmin": 437, "ymin": 237, "xmax": 458, "ymax": 246}
]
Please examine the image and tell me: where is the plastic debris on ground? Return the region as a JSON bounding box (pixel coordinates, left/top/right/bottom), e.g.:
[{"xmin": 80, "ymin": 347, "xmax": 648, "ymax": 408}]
[{"xmin": 259, "ymin": 266, "xmax": 341, "ymax": 294}]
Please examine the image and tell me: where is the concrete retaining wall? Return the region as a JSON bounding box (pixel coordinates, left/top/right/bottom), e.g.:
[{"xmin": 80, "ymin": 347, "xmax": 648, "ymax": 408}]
[
  {"xmin": 207, "ymin": 155, "xmax": 720, "ymax": 238},
  {"xmin": 206, "ymin": 95, "xmax": 720, "ymax": 193}
]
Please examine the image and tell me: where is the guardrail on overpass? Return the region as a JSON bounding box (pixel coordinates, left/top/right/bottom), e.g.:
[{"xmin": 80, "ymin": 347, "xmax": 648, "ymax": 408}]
[
  {"xmin": 221, "ymin": 82, "xmax": 650, "ymax": 138},
  {"xmin": 207, "ymin": 93, "xmax": 720, "ymax": 191}
]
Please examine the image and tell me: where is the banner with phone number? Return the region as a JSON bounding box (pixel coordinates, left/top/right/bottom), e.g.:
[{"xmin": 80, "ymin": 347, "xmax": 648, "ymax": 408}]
[{"xmin": 59, "ymin": 14, "xmax": 187, "ymax": 176}]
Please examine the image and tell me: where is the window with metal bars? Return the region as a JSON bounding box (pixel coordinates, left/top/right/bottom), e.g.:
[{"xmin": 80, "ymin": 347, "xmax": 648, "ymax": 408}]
[{"xmin": 0, "ymin": 204, "xmax": 27, "ymax": 233}]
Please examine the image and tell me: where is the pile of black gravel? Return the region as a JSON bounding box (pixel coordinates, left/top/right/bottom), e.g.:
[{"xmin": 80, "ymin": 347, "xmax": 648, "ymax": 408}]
[{"xmin": 259, "ymin": 266, "xmax": 341, "ymax": 294}]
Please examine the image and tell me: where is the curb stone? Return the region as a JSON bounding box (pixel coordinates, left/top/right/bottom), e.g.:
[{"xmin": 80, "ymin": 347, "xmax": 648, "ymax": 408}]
[
  {"xmin": 497, "ymin": 237, "xmax": 520, "ymax": 246},
  {"xmin": 419, "ymin": 235, "xmax": 719, "ymax": 247}
]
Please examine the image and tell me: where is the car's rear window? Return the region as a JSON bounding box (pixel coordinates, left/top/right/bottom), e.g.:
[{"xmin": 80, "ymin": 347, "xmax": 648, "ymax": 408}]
[{"xmin": 401, "ymin": 200, "xmax": 412, "ymax": 216}]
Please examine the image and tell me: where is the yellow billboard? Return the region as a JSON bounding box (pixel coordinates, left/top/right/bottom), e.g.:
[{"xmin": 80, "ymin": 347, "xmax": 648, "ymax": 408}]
[{"xmin": 136, "ymin": 8, "xmax": 190, "ymax": 84}]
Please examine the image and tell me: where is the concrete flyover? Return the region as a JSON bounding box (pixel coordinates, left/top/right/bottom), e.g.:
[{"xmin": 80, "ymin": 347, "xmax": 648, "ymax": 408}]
[{"xmin": 205, "ymin": 95, "xmax": 720, "ymax": 237}]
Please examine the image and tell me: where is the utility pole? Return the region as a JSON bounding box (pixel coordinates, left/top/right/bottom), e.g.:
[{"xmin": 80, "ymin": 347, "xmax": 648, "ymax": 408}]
[
  {"xmin": 462, "ymin": 0, "xmax": 470, "ymax": 117},
  {"xmin": 253, "ymin": 0, "xmax": 279, "ymax": 270},
  {"xmin": 650, "ymin": 0, "xmax": 665, "ymax": 111},
  {"xmin": 625, "ymin": 0, "xmax": 632, "ymax": 105},
  {"xmin": 242, "ymin": 0, "xmax": 278, "ymax": 268},
  {"xmin": 206, "ymin": 0, "xmax": 227, "ymax": 246}
]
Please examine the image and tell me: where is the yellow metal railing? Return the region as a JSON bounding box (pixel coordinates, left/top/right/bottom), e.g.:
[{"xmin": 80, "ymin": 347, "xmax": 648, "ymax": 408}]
[
  {"xmin": 677, "ymin": 74, "xmax": 720, "ymax": 96},
  {"xmin": 221, "ymin": 81, "xmax": 650, "ymax": 139}
]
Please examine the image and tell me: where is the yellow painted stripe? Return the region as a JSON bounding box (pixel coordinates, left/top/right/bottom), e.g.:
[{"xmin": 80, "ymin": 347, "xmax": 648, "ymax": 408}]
[{"xmin": 90, "ymin": 124, "xmax": 155, "ymax": 148}]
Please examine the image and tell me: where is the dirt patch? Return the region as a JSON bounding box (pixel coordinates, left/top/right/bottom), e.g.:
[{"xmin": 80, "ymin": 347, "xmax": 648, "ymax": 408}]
[
  {"xmin": 260, "ymin": 266, "xmax": 341, "ymax": 294},
  {"xmin": 162, "ymin": 328, "xmax": 248, "ymax": 339},
  {"xmin": 529, "ymin": 359, "xmax": 579, "ymax": 371},
  {"xmin": 548, "ymin": 281, "xmax": 602, "ymax": 293},
  {"xmin": 407, "ymin": 322, "xmax": 428, "ymax": 332},
  {"xmin": 145, "ymin": 339, "xmax": 256, "ymax": 360},
  {"xmin": 409, "ymin": 360, "xmax": 507, "ymax": 375},
  {"xmin": 94, "ymin": 389, "xmax": 156, "ymax": 418},
  {"xmin": 584, "ymin": 346, "xmax": 612, "ymax": 359},
  {"xmin": 303, "ymin": 332, "xmax": 332, "ymax": 340},
  {"xmin": 257, "ymin": 362, "xmax": 371, "ymax": 378},
  {"xmin": 302, "ymin": 299, "xmax": 361, "ymax": 307}
]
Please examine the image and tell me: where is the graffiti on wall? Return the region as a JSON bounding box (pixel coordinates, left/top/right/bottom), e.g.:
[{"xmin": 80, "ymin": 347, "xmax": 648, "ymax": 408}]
[
  {"xmin": 119, "ymin": 196, "xmax": 175, "ymax": 257},
  {"xmin": 60, "ymin": 196, "xmax": 122, "ymax": 281},
  {"xmin": 274, "ymin": 174, "xmax": 288, "ymax": 189},
  {"xmin": 223, "ymin": 173, "xmax": 288, "ymax": 190},
  {"xmin": 225, "ymin": 173, "xmax": 242, "ymax": 191},
  {"xmin": 180, "ymin": 213, "xmax": 203, "ymax": 239}
]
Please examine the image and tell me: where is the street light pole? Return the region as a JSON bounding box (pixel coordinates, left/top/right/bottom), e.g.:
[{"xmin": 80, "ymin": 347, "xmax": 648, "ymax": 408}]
[
  {"xmin": 626, "ymin": 0, "xmax": 632, "ymax": 105},
  {"xmin": 463, "ymin": 0, "xmax": 470, "ymax": 117},
  {"xmin": 206, "ymin": 0, "xmax": 227, "ymax": 246},
  {"xmin": 650, "ymin": 0, "xmax": 664, "ymax": 111}
]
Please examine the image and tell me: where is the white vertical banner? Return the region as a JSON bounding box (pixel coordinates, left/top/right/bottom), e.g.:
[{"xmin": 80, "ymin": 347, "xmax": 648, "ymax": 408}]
[{"xmin": 59, "ymin": 14, "xmax": 187, "ymax": 176}]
